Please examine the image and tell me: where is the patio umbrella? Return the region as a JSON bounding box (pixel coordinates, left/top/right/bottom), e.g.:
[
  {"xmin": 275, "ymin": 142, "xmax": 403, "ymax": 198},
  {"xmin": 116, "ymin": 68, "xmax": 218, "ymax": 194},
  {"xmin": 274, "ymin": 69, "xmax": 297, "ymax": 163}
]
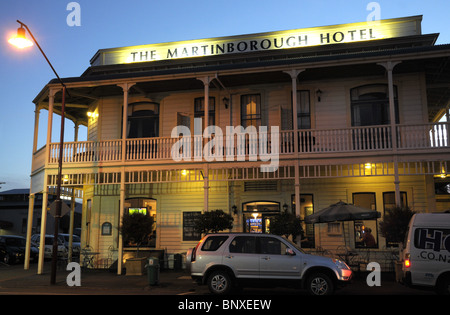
[
  {"xmin": 304, "ymin": 201, "xmax": 380, "ymax": 224},
  {"xmin": 304, "ymin": 201, "xmax": 381, "ymax": 249}
]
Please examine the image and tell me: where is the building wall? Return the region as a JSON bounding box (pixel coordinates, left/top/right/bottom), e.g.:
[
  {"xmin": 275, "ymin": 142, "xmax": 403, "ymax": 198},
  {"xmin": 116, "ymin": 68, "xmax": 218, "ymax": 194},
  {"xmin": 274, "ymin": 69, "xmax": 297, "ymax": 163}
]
[
  {"xmin": 95, "ymin": 72, "xmax": 428, "ymax": 142},
  {"xmin": 81, "ymin": 173, "xmax": 434, "ymax": 267},
  {"xmin": 75, "ymin": 62, "xmax": 434, "ymax": 268}
]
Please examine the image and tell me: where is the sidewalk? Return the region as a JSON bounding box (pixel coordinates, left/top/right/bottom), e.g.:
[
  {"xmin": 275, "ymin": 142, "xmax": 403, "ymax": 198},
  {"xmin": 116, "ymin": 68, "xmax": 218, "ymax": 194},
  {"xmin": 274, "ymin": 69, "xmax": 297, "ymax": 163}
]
[
  {"xmin": 0, "ymin": 262, "xmax": 195, "ymax": 295},
  {"xmin": 0, "ymin": 262, "xmax": 434, "ymax": 295}
]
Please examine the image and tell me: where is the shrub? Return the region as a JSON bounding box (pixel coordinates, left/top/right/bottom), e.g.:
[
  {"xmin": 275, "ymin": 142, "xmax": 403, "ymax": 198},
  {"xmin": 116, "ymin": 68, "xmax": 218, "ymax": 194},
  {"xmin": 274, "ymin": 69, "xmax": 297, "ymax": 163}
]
[
  {"xmin": 194, "ymin": 210, "xmax": 233, "ymax": 234},
  {"xmin": 379, "ymin": 206, "xmax": 415, "ymax": 245}
]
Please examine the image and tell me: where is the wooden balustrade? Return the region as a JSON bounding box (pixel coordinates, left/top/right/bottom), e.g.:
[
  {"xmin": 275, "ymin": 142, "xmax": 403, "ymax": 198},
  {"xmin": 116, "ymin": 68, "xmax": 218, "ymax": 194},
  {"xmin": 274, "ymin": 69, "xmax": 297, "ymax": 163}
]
[{"xmin": 40, "ymin": 122, "xmax": 449, "ymax": 166}]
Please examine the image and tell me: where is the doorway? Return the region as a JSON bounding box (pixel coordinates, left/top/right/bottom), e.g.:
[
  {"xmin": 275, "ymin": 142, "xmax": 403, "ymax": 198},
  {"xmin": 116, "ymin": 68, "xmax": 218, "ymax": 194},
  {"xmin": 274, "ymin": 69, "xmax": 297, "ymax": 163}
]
[
  {"xmin": 123, "ymin": 197, "xmax": 157, "ymax": 247},
  {"xmin": 242, "ymin": 201, "xmax": 280, "ymax": 233}
]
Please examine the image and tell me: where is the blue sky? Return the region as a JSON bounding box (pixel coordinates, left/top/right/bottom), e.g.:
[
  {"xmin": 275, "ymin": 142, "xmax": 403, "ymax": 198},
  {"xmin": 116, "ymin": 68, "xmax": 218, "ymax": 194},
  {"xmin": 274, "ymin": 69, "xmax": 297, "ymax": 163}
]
[{"xmin": 0, "ymin": 0, "xmax": 449, "ymax": 192}]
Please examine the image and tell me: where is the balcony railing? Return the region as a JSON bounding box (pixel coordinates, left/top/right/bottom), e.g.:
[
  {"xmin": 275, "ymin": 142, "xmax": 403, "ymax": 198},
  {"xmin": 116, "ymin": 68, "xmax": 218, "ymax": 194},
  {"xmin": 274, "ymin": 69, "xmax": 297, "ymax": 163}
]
[{"xmin": 43, "ymin": 122, "xmax": 448, "ymax": 166}]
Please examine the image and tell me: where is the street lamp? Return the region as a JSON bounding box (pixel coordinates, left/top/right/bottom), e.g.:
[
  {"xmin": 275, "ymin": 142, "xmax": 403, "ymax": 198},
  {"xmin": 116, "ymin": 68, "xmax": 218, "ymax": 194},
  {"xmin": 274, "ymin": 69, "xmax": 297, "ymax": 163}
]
[
  {"xmin": 9, "ymin": 20, "xmax": 67, "ymax": 285},
  {"xmin": 8, "ymin": 25, "xmax": 33, "ymax": 48}
]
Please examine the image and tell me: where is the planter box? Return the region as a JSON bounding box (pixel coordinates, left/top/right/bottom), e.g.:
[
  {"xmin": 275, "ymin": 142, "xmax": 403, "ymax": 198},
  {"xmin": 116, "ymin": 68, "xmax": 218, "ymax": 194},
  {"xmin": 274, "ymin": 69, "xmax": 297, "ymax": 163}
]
[{"xmin": 125, "ymin": 257, "xmax": 147, "ymax": 276}]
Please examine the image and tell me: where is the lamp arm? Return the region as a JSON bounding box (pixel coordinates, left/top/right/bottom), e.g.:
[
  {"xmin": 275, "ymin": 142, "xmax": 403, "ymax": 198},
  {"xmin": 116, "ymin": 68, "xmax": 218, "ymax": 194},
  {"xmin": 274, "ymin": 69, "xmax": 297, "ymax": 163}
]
[{"xmin": 16, "ymin": 20, "xmax": 66, "ymax": 89}]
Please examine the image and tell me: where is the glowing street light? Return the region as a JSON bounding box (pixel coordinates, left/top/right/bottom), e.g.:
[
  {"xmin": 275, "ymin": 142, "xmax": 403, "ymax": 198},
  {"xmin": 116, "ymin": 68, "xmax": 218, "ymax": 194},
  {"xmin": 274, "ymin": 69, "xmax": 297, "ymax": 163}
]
[
  {"xmin": 8, "ymin": 25, "xmax": 33, "ymax": 49},
  {"xmin": 8, "ymin": 20, "xmax": 67, "ymax": 285}
]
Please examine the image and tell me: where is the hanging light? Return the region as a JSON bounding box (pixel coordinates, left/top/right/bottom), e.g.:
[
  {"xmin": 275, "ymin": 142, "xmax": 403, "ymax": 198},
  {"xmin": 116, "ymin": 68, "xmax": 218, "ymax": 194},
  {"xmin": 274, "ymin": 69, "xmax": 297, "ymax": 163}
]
[{"xmin": 8, "ymin": 26, "xmax": 33, "ymax": 49}]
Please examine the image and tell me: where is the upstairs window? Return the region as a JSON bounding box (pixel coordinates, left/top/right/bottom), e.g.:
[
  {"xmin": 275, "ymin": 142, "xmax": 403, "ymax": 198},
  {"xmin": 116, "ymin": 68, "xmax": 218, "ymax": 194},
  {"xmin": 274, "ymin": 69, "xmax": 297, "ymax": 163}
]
[
  {"xmin": 241, "ymin": 94, "xmax": 261, "ymax": 128},
  {"xmin": 351, "ymin": 84, "xmax": 399, "ymax": 126},
  {"xmin": 297, "ymin": 90, "xmax": 311, "ymax": 129},
  {"xmin": 194, "ymin": 97, "xmax": 215, "ymax": 128},
  {"xmin": 127, "ymin": 102, "xmax": 159, "ymax": 138}
]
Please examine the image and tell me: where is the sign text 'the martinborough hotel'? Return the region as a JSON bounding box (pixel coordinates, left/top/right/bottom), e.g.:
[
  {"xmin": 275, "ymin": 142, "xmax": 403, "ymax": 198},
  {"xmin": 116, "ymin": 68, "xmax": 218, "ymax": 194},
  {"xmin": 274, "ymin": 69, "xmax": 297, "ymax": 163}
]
[{"xmin": 91, "ymin": 16, "xmax": 422, "ymax": 66}]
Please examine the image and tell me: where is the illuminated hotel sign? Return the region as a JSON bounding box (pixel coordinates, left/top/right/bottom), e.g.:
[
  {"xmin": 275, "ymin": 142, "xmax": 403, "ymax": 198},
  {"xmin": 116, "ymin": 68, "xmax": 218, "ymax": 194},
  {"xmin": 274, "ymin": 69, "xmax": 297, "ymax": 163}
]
[{"xmin": 91, "ymin": 16, "xmax": 422, "ymax": 66}]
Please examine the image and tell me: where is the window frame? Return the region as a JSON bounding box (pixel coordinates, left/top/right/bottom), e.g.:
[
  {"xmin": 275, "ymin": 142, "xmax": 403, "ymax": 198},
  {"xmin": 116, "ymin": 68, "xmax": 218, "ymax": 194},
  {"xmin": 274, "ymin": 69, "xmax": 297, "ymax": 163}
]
[
  {"xmin": 352, "ymin": 192, "xmax": 379, "ymax": 249},
  {"xmin": 296, "ymin": 90, "xmax": 311, "ymax": 129},
  {"xmin": 241, "ymin": 94, "xmax": 262, "ymax": 128},
  {"xmin": 194, "ymin": 97, "xmax": 216, "ymax": 127},
  {"xmin": 350, "ymin": 84, "xmax": 399, "ymax": 127},
  {"xmin": 127, "ymin": 102, "xmax": 160, "ymax": 138}
]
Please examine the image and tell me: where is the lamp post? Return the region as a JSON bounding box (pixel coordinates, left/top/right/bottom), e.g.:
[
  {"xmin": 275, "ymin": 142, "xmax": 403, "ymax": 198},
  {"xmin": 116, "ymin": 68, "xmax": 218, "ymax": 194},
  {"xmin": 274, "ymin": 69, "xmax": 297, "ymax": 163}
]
[{"xmin": 9, "ymin": 20, "xmax": 67, "ymax": 285}]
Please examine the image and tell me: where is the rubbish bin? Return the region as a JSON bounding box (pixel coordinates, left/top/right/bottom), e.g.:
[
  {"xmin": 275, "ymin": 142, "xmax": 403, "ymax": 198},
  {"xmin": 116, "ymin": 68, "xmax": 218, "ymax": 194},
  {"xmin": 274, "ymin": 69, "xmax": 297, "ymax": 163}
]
[
  {"xmin": 174, "ymin": 253, "xmax": 182, "ymax": 270},
  {"xmin": 147, "ymin": 257, "xmax": 159, "ymax": 286}
]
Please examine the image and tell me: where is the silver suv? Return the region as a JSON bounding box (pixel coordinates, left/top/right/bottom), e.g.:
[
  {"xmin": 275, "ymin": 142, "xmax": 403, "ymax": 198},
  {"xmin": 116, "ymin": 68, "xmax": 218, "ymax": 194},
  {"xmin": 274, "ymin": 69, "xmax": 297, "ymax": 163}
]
[{"xmin": 186, "ymin": 233, "xmax": 352, "ymax": 295}]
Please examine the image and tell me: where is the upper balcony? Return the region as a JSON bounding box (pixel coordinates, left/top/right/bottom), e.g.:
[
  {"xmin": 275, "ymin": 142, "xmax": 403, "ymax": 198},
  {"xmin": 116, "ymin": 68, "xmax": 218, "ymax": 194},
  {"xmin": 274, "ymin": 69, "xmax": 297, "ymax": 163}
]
[
  {"xmin": 30, "ymin": 38, "xmax": 450, "ymax": 175},
  {"xmin": 32, "ymin": 121, "xmax": 449, "ymax": 173}
]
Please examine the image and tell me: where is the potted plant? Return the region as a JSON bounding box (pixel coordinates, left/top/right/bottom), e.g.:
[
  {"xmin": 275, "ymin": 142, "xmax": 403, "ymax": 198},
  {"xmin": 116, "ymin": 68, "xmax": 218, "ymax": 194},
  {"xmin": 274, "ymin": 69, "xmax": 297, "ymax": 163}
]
[
  {"xmin": 120, "ymin": 212, "xmax": 154, "ymax": 275},
  {"xmin": 379, "ymin": 205, "xmax": 415, "ymax": 280},
  {"xmin": 270, "ymin": 212, "xmax": 304, "ymax": 243}
]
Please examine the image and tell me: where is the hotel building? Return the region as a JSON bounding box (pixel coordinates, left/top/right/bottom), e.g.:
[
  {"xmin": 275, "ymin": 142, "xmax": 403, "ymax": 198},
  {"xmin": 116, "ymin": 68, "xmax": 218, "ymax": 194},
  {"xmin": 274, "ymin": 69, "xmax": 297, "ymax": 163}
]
[{"xmin": 27, "ymin": 16, "xmax": 450, "ymax": 273}]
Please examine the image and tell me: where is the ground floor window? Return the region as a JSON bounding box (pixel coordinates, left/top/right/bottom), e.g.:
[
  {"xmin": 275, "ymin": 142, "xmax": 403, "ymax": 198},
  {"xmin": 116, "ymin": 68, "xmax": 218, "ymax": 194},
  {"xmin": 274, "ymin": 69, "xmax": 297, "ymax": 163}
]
[
  {"xmin": 182, "ymin": 211, "xmax": 202, "ymax": 241},
  {"xmin": 353, "ymin": 192, "xmax": 378, "ymax": 248}
]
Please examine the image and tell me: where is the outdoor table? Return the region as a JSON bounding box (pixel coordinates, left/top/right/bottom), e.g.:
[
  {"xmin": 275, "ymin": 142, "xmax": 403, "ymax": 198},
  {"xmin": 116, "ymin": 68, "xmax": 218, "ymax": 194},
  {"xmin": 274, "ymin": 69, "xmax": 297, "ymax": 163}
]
[{"xmin": 81, "ymin": 249, "xmax": 100, "ymax": 268}]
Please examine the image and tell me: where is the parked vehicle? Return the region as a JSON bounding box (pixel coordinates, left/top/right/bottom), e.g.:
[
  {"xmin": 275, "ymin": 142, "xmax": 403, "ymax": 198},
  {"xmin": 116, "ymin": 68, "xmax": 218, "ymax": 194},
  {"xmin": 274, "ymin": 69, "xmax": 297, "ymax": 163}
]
[
  {"xmin": 0, "ymin": 235, "xmax": 39, "ymax": 264},
  {"xmin": 186, "ymin": 233, "xmax": 352, "ymax": 295},
  {"xmin": 58, "ymin": 234, "xmax": 81, "ymax": 257},
  {"xmin": 30, "ymin": 234, "xmax": 67, "ymax": 259},
  {"xmin": 400, "ymin": 212, "xmax": 450, "ymax": 294}
]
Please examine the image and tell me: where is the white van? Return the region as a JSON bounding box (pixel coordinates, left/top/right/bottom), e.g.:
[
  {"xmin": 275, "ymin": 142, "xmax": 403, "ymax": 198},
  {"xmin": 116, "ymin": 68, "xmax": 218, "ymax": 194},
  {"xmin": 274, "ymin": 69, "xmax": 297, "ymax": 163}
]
[{"xmin": 401, "ymin": 213, "xmax": 450, "ymax": 294}]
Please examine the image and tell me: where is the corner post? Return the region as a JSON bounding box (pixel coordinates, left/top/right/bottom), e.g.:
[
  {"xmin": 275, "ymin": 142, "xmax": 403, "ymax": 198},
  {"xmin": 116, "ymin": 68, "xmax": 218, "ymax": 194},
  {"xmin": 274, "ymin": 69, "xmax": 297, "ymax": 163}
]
[
  {"xmin": 378, "ymin": 61, "xmax": 402, "ymax": 206},
  {"xmin": 117, "ymin": 83, "xmax": 135, "ymax": 275}
]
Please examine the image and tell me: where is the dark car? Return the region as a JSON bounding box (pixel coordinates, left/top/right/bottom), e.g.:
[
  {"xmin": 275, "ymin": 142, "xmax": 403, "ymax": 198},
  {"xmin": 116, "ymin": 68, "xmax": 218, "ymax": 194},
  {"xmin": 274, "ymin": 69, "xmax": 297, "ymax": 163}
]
[{"xmin": 0, "ymin": 235, "xmax": 39, "ymax": 265}]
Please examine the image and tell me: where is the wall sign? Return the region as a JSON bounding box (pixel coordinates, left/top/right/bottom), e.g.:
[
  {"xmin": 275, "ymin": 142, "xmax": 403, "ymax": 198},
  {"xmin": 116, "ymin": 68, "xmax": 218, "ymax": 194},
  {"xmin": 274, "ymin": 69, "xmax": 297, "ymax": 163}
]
[
  {"xmin": 183, "ymin": 211, "xmax": 202, "ymax": 241},
  {"xmin": 91, "ymin": 16, "xmax": 422, "ymax": 66}
]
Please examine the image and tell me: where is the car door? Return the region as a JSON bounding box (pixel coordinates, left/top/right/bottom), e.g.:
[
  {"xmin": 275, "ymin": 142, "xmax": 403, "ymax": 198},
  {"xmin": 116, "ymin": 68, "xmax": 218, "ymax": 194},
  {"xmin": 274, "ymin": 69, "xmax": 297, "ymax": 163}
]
[
  {"xmin": 226, "ymin": 236, "xmax": 259, "ymax": 279},
  {"xmin": 258, "ymin": 236, "xmax": 302, "ymax": 279}
]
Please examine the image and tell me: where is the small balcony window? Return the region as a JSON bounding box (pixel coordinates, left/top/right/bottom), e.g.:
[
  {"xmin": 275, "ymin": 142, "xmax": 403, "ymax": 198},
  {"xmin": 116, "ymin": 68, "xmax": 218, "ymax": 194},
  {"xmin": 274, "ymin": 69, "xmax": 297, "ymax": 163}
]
[
  {"xmin": 194, "ymin": 97, "xmax": 215, "ymax": 128},
  {"xmin": 351, "ymin": 84, "xmax": 399, "ymax": 126},
  {"xmin": 241, "ymin": 94, "xmax": 261, "ymax": 128},
  {"xmin": 127, "ymin": 102, "xmax": 159, "ymax": 138}
]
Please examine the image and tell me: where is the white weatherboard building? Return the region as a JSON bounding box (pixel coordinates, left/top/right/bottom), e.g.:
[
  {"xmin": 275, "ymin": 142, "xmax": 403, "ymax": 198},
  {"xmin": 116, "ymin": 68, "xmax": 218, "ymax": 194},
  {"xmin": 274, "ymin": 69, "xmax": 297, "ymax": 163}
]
[{"xmin": 27, "ymin": 16, "xmax": 450, "ymax": 274}]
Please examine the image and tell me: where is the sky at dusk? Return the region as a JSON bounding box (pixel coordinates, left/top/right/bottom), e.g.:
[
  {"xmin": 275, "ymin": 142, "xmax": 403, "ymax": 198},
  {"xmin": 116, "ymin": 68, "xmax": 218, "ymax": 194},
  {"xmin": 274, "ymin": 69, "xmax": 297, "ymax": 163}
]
[{"xmin": 0, "ymin": 0, "xmax": 449, "ymax": 192}]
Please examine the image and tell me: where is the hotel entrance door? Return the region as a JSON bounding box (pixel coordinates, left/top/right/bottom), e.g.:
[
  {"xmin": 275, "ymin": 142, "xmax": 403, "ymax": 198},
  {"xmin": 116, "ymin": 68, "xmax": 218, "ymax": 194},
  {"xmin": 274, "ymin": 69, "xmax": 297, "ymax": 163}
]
[
  {"xmin": 244, "ymin": 213, "xmax": 278, "ymax": 233},
  {"xmin": 242, "ymin": 201, "xmax": 280, "ymax": 233}
]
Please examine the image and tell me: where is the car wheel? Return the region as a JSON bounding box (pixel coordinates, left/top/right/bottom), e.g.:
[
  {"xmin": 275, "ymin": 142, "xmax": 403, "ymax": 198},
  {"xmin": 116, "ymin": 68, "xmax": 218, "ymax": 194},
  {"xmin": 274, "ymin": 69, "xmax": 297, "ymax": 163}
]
[
  {"xmin": 307, "ymin": 273, "xmax": 334, "ymax": 295},
  {"xmin": 436, "ymin": 275, "xmax": 450, "ymax": 295},
  {"xmin": 3, "ymin": 254, "xmax": 11, "ymax": 265},
  {"xmin": 207, "ymin": 270, "xmax": 232, "ymax": 295}
]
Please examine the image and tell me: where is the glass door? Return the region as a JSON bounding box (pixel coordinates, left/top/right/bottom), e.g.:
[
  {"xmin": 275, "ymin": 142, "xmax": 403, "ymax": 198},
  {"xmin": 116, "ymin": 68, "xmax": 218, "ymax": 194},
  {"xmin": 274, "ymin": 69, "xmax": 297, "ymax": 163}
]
[{"xmin": 242, "ymin": 201, "xmax": 280, "ymax": 233}]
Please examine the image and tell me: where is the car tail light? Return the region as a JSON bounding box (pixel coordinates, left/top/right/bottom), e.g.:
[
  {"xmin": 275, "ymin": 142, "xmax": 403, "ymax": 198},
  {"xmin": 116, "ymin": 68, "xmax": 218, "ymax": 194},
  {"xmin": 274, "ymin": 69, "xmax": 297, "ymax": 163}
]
[
  {"xmin": 404, "ymin": 253, "xmax": 411, "ymax": 268},
  {"xmin": 191, "ymin": 244, "xmax": 199, "ymax": 262},
  {"xmin": 191, "ymin": 237, "xmax": 205, "ymax": 262}
]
